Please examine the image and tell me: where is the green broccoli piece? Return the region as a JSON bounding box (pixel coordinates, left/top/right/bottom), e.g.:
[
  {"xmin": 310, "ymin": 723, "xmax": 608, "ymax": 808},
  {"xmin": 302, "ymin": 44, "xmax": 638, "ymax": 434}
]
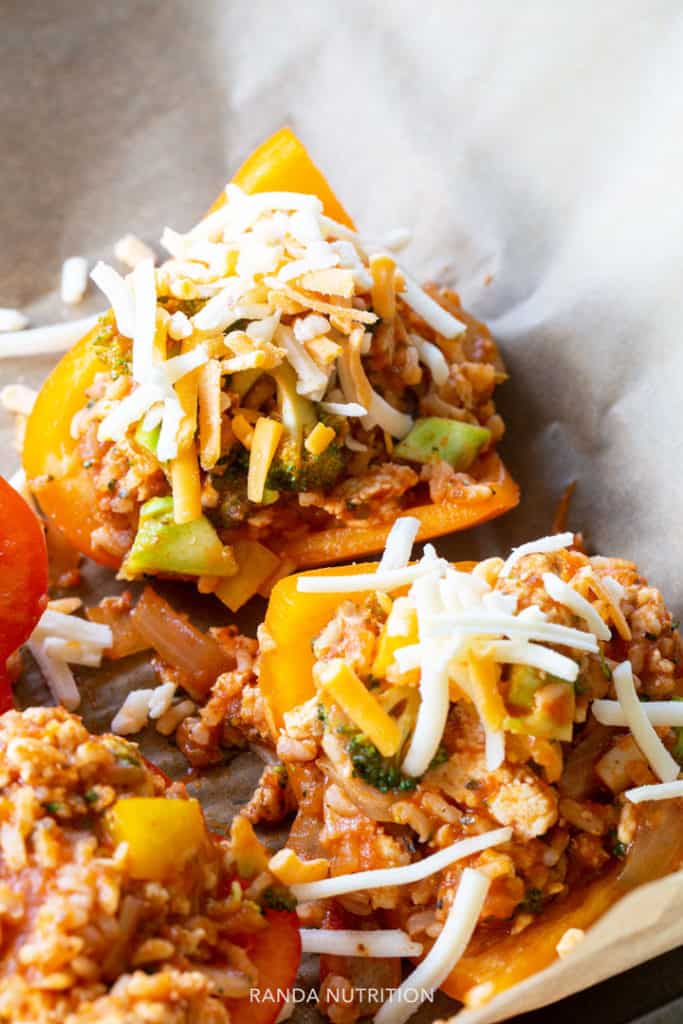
[
  {"xmin": 267, "ymin": 436, "xmax": 346, "ymax": 492},
  {"xmin": 261, "ymin": 886, "xmax": 297, "ymax": 912},
  {"xmin": 347, "ymin": 733, "xmax": 418, "ymax": 794}
]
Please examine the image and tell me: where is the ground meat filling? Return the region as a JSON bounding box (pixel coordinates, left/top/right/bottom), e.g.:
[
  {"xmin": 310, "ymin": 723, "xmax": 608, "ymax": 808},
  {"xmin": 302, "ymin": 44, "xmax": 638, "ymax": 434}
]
[
  {"xmin": 69, "ymin": 286, "xmax": 505, "ymax": 561},
  {"xmin": 0, "ymin": 707, "xmax": 272, "ymax": 1024},
  {"xmin": 254, "ymin": 545, "xmax": 683, "ymax": 1024}
]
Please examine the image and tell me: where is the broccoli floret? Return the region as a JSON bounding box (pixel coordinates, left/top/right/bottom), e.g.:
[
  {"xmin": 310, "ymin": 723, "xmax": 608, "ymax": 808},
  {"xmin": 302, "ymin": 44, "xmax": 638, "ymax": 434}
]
[
  {"xmin": 261, "ymin": 886, "xmax": 297, "ymax": 912},
  {"xmin": 267, "ymin": 437, "xmax": 346, "ymax": 492},
  {"xmin": 347, "ymin": 733, "xmax": 418, "ymax": 794}
]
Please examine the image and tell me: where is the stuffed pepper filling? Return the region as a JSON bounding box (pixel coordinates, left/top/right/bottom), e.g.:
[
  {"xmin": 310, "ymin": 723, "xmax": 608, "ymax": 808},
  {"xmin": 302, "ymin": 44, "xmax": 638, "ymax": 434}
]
[
  {"xmin": 0, "ymin": 706, "xmax": 299, "ymax": 1024},
  {"xmin": 43, "ymin": 182, "xmax": 506, "ymax": 605},
  {"xmin": 238, "ymin": 520, "xmax": 683, "ymax": 1018}
]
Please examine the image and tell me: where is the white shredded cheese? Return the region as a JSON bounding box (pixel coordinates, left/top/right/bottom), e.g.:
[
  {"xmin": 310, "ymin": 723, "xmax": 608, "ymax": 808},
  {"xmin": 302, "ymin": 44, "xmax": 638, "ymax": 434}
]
[
  {"xmin": 27, "ymin": 640, "xmax": 80, "ymax": 711},
  {"xmin": 556, "ymin": 927, "xmax": 585, "ymax": 958},
  {"xmin": 613, "ymin": 660, "xmax": 679, "ymax": 783},
  {"xmin": 484, "ymin": 639, "xmax": 579, "ymax": 683},
  {"xmin": 32, "ymin": 609, "xmax": 112, "ymax": 649},
  {"xmin": 1, "ymin": 384, "xmax": 37, "ymax": 416},
  {"xmin": 410, "ymin": 333, "xmax": 449, "ymax": 387},
  {"xmin": 364, "ymin": 391, "xmax": 413, "ymax": 439},
  {"xmin": 320, "ymin": 401, "xmax": 367, "ymax": 417},
  {"xmin": 0, "ymin": 308, "xmax": 28, "ymax": 332},
  {"xmin": 293, "ymin": 313, "xmax": 330, "ymax": 343},
  {"xmin": 379, "ymin": 516, "xmax": 420, "ymax": 572},
  {"xmin": 344, "ymin": 436, "xmax": 369, "ymax": 452},
  {"xmin": 112, "ymin": 689, "xmax": 154, "ymax": 735},
  {"xmin": 114, "ymin": 234, "xmax": 156, "ymax": 269},
  {"xmin": 374, "ymin": 869, "xmax": 489, "ymax": 1024},
  {"xmin": 500, "ymin": 532, "xmax": 574, "ymax": 578},
  {"xmin": 542, "ymin": 572, "xmax": 611, "ymax": 641},
  {"xmin": 168, "ymin": 310, "xmax": 193, "ymax": 340},
  {"xmin": 90, "ymin": 262, "xmax": 135, "ymax": 338},
  {"xmin": 0, "ymin": 314, "xmax": 100, "ymax": 359},
  {"xmin": 41, "ymin": 638, "xmax": 103, "ymax": 668},
  {"xmin": 60, "ymin": 257, "xmax": 89, "ymax": 305},
  {"xmin": 300, "ymin": 929, "xmax": 422, "ymax": 958},
  {"xmin": 290, "ymin": 828, "xmax": 511, "ymax": 903},
  {"xmin": 131, "ymin": 259, "xmax": 158, "ymax": 382},
  {"xmin": 297, "ymin": 561, "xmax": 447, "ymax": 595},
  {"xmin": 397, "ymin": 270, "xmax": 466, "ymax": 340},
  {"xmin": 592, "ymin": 699, "xmax": 683, "ymax": 727},
  {"xmin": 624, "ymin": 780, "xmax": 683, "ymax": 803},
  {"xmin": 155, "ymin": 699, "xmax": 197, "ymax": 736},
  {"xmin": 485, "ymin": 727, "xmax": 506, "ymax": 771},
  {"xmin": 148, "ymin": 683, "xmax": 176, "ymax": 719}
]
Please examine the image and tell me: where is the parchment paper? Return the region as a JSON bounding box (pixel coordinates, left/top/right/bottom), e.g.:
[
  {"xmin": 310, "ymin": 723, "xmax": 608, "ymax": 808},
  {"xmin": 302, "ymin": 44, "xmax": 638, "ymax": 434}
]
[{"xmin": 3, "ymin": 1, "xmax": 683, "ymax": 1020}]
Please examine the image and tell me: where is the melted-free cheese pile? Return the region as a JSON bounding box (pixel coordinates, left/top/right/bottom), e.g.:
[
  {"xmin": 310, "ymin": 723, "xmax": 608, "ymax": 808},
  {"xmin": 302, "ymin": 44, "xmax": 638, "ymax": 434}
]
[
  {"xmin": 299, "ymin": 523, "xmax": 608, "ymax": 776},
  {"xmin": 88, "ymin": 184, "xmax": 468, "ymax": 478}
]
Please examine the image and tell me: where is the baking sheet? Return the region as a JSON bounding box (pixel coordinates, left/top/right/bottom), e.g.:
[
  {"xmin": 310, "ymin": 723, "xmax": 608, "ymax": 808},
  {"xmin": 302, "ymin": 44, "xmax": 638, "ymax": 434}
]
[{"xmin": 3, "ymin": 1, "xmax": 683, "ymax": 1020}]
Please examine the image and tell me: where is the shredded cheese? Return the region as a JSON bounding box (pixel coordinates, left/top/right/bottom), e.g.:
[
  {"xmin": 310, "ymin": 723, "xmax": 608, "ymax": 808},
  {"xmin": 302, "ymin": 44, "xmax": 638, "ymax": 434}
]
[
  {"xmin": 304, "ymin": 421, "xmax": 335, "ymax": 455},
  {"xmin": 300, "ymin": 929, "xmax": 422, "ymax": 959},
  {"xmin": 247, "ymin": 417, "xmax": 283, "ymax": 502},
  {"xmin": 396, "ymin": 270, "xmax": 466, "ymax": 340},
  {"xmin": 592, "ymin": 699, "xmax": 683, "ymax": 727},
  {"xmin": 374, "ymin": 869, "xmax": 489, "ymax": 1024},
  {"xmin": 542, "ymin": 572, "xmax": 611, "ymax": 641},
  {"xmin": 290, "ymin": 827, "xmax": 511, "ymax": 902},
  {"xmin": 410, "ymin": 333, "xmax": 449, "ymax": 387},
  {"xmin": 27, "ymin": 640, "xmax": 80, "ymax": 711},
  {"xmin": 41, "ymin": 638, "xmax": 102, "ymax": 668},
  {"xmin": 91, "ymin": 262, "xmax": 135, "ymax": 337},
  {"xmin": 60, "ymin": 257, "xmax": 89, "ymax": 305},
  {"xmin": 500, "ymin": 532, "xmax": 575, "ymax": 578},
  {"xmin": 198, "ymin": 359, "xmax": 223, "ymax": 468},
  {"xmin": 320, "ymin": 400, "xmax": 367, "ymax": 417},
  {"xmin": 612, "ymin": 661, "xmax": 679, "ymax": 783},
  {"xmin": 1, "ymin": 384, "xmax": 37, "ymax": 416},
  {"xmin": 0, "ymin": 308, "xmax": 29, "ymax": 332},
  {"xmin": 114, "ymin": 234, "xmax": 156, "ymax": 269},
  {"xmin": 379, "ymin": 516, "xmax": 421, "ymax": 572},
  {"xmin": 297, "ymin": 561, "xmax": 446, "ymax": 594},
  {"xmin": 315, "ymin": 660, "xmax": 401, "ymax": 757},
  {"xmin": 0, "ymin": 314, "xmax": 100, "ymax": 359},
  {"xmin": 624, "ymin": 780, "xmax": 683, "ymax": 803}
]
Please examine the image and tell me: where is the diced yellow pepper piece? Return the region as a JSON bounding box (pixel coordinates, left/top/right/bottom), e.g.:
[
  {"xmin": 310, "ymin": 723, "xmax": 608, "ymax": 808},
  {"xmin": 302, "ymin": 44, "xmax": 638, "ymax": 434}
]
[
  {"xmin": 215, "ymin": 539, "xmax": 281, "ymax": 611},
  {"xmin": 248, "ymin": 418, "xmax": 284, "ymax": 503},
  {"xmin": 232, "ymin": 413, "xmax": 255, "ymax": 450},
  {"xmin": 269, "ymin": 848, "xmax": 329, "ymax": 885},
  {"xmin": 314, "ymin": 658, "xmax": 401, "ymax": 757},
  {"xmin": 304, "ymin": 422, "xmax": 336, "ymax": 456},
  {"xmin": 107, "ymin": 797, "xmax": 206, "ymax": 880},
  {"xmin": 230, "ymin": 814, "xmax": 270, "ymax": 879}
]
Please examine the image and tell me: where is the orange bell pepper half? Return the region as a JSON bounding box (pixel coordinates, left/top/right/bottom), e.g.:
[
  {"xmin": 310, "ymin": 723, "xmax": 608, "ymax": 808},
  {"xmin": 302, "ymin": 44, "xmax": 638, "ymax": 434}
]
[
  {"xmin": 24, "ymin": 127, "xmax": 517, "ymax": 572},
  {"xmin": 261, "ymin": 564, "xmax": 683, "ymax": 1007}
]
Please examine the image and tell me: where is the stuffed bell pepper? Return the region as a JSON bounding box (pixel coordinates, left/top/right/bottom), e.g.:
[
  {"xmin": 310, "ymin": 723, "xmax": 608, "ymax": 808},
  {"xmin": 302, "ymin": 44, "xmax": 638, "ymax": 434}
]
[
  {"xmin": 24, "ymin": 129, "xmax": 517, "ymax": 610},
  {"xmin": 0, "ymin": 705, "xmax": 300, "ymax": 1023},
  {"xmin": 246, "ymin": 517, "xmax": 683, "ymax": 1020}
]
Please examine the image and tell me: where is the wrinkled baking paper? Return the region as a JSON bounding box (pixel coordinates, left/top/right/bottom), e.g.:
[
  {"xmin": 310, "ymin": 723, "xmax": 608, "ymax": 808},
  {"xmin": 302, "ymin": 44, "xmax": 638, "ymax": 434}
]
[{"xmin": 3, "ymin": 1, "xmax": 683, "ymax": 1020}]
